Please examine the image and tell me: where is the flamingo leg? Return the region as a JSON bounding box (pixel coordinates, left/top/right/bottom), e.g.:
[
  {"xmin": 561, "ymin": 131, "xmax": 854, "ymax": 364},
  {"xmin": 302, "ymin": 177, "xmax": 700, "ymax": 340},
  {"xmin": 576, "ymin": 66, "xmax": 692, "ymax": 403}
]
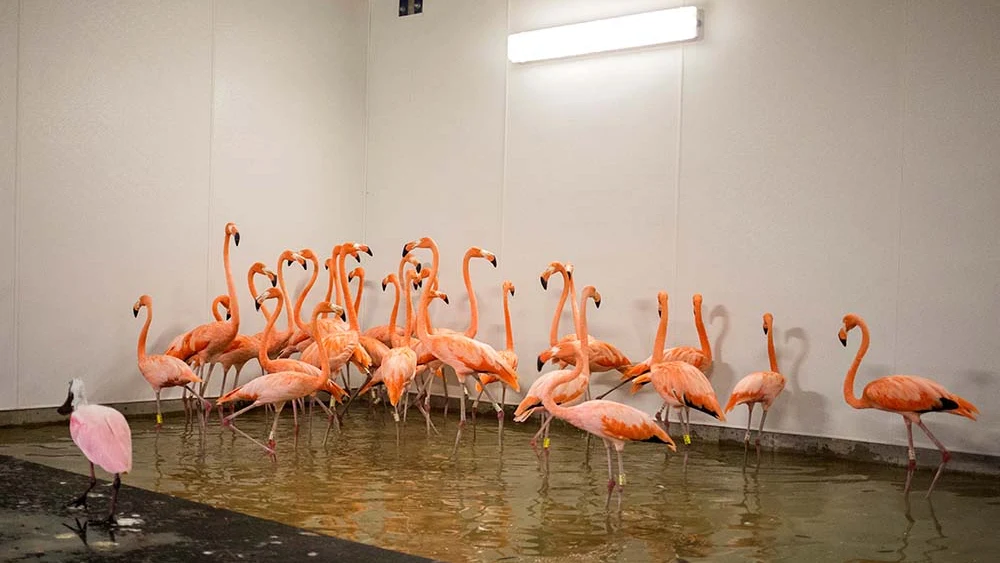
[
  {"xmin": 616, "ymin": 446, "xmax": 627, "ymax": 491},
  {"xmin": 603, "ymin": 439, "xmax": 615, "ymax": 509},
  {"xmin": 267, "ymin": 401, "xmax": 286, "ymax": 453},
  {"xmin": 154, "ymin": 390, "xmax": 163, "ymax": 429},
  {"xmin": 414, "ymin": 392, "xmax": 440, "ymax": 436},
  {"xmin": 663, "ymin": 405, "xmax": 671, "ymax": 435},
  {"xmin": 183, "ymin": 384, "xmax": 211, "ymax": 427},
  {"xmin": 69, "ymin": 462, "xmax": 97, "ymax": 508},
  {"xmin": 595, "ymin": 376, "xmax": 632, "ymax": 400},
  {"xmin": 441, "ymin": 368, "xmax": 449, "ymax": 418},
  {"xmin": 904, "ymin": 418, "xmax": 916, "ymax": 494},
  {"xmin": 916, "ymin": 419, "xmax": 951, "ymax": 497},
  {"xmin": 744, "ymin": 403, "xmax": 755, "ymax": 446},
  {"xmin": 682, "ymin": 406, "xmax": 692, "ymax": 446},
  {"xmin": 451, "ymin": 381, "xmax": 468, "ymax": 456},
  {"xmin": 104, "ymin": 474, "xmax": 121, "ymax": 524},
  {"xmin": 292, "ymin": 400, "xmax": 299, "ymax": 437},
  {"xmin": 231, "ymin": 364, "xmax": 244, "ymax": 394},
  {"xmin": 755, "ymin": 407, "xmax": 769, "ymax": 457},
  {"xmin": 219, "ymin": 367, "xmax": 229, "ymax": 405}
]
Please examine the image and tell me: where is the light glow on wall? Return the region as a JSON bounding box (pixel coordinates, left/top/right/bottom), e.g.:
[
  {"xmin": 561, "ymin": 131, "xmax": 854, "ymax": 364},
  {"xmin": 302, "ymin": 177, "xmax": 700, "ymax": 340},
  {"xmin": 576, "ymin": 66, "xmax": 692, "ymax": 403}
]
[{"xmin": 507, "ymin": 6, "xmax": 701, "ymax": 64}]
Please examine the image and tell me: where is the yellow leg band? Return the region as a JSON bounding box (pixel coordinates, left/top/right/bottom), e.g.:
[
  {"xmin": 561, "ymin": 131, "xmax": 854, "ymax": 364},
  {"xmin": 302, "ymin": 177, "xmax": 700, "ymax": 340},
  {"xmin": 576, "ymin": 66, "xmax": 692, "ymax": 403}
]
[
  {"xmin": 683, "ymin": 434, "xmax": 691, "ymax": 445},
  {"xmin": 542, "ymin": 437, "xmax": 550, "ymax": 449},
  {"xmin": 156, "ymin": 413, "xmax": 163, "ymax": 425},
  {"xmin": 618, "ymin": 474, "xmax": 626, "ymax": 486}
]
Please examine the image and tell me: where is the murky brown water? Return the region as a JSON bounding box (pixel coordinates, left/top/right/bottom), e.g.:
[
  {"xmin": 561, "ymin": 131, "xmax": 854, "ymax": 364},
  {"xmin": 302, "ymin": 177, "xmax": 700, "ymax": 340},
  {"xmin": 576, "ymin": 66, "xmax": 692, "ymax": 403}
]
[{"xmin": 1, "ymin": 407, "xmax": 997, "ymax": 562}]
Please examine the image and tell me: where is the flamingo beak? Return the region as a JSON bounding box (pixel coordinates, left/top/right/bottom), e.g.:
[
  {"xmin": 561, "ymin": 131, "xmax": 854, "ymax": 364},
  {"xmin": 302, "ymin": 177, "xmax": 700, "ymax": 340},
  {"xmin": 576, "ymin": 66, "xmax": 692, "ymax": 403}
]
[
  {"xmin": 595, "ymin": 299, "xmax": 601, "ymax": 309},
  {"xmin": 415, "ymin": 263, "xmax": 422, "ymax": 273},
  {"xmin": 132, "ymin": 307, "xmax": 139, "ymax": 318},
  {"xmin": 340, "ymin": 310, "xmax": 347, "ymax": 322},
  {"xmin": 233, "ymin": 232, "xmax": 240, "ymax": 246},
  {"xmin": 510, "ymin": 288, "xmax": 515, "ymax": 297},
  {"xmin": 489, "ymin": 256, "xmax": 497, "ymax": 267},
  {"xmin": 537, "ymin": 356, "xmax": 544, "ymax": 372},
  {"xmin": 286, "ymin": 259, "xmax": 294, "ymax": 267},
  {"xmin": 226, "ymin": 312, "xmax": 231, "ymax": 320},
  {"xmin": 540, "ymin": 276, "xmax": 547, "ymax": 290},
  {"xmin": 365, "ymin": 247, "xmax": 373, "ymax": 257},
  {"xmin": 382, "ymin": 281, "xmax": 388, "ymax": 291},
  {"xmin": 255, "ymin": 299, "xmax": 262, "ymax": 312},
  {"xmin": 442, "ymin": 295, "xmax": 450, "ymax": 305},
  {"xmin": 268, "ymin": 273, "xmax": 277, "ymax": 287},
  {"xmin": 839, "ymin": 335, "xmax": 847, "ymax": 347}
]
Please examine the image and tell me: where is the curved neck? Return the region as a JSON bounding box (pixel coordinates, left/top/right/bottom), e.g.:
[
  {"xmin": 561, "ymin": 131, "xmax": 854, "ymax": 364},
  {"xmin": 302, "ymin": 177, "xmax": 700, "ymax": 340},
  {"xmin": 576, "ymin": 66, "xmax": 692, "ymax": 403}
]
[
  {"xmin": 247, "ymin": 268, "xmax": 270, "ymax": 319},
  {"xmin": 549, "ymin": 269, "xmax": 571, "ymax": 345},
  {"xmin": 766, "ymin": 320, "xmax": 778, "ymax": 372},
  {"xmin": 257, "ymin": 294, "xmax": 283, "ymax": 372},
  {"xmin": 352, "ymin": 270, "xmax": 364, "ymax": 319},
  {"xmin": 325, "ymin": 247, "xmax": 340, "ymax": 307},
  {"xmin": 211, "ymin": 296, "xmax": 227, "ymax": 321},
  {"xmin": 575, "ymin": 285, "xmax": 588, "ymax": 376},
  {"xmin": 652, "ymin": 295, "xmax": 669, "ymax": 364},
  {"xmin": 401, "ymin": 274, "xmax": 417, "ymax": 342},
  {"xmin": 338, "ymin": 248, "xmax": 360, "ymax": 331},
  {"xmin": 694, "ymin": 298, "xmax": 712, "ymax": 363},
  {"xmin": 844, "ymin": 320, "xmax": 870, "ymax": 409},
  {"xmin": 415, "ymin": 240, "xmax": 441, "ymax": 339},
  {"xmin": 294, "ymin": 254, "xmax": 319, "ymax": 332},
  {"xmin": 137, "ymin": 305, "xmax": 152, "ymax": 361},
  {"xmin": 386, "ymin": 277, "xmax": 402, "ymax": 344},
  {"xmin": 502, "ymin": 290, "xmax": 513, "ymax": 351},
  {"xmin": 542, "ymin": 288, "xmax": 587, "ymax": 417},
  {"xmin": 223, "ymin": 231, "xmax": 239, "ymax": 326},
  {"xmin": 311, "ymin": 308, "xmax": 331, "ymax": 386},
  {"xmin": 277, "ymin": 259, "xmax": 295, "ymax": 333},
  {"xmin": 462, "ymin": 250, "xmax": 478, "ymax": 338}
]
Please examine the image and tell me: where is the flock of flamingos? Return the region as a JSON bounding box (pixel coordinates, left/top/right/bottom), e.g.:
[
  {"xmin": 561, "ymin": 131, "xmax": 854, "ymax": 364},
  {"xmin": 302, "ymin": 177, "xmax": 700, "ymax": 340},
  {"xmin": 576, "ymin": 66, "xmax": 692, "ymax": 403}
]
[{"xmin": 56, "ymin": 222, "xmax": 980, "ymax": 523}]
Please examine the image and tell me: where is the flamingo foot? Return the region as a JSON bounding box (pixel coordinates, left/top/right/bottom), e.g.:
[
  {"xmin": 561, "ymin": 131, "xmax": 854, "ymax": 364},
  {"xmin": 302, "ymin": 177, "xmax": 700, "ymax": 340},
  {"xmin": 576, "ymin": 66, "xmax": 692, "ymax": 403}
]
[{"xmin": 68, "ymin": 494, "xmax": 88, "ymax": 508}]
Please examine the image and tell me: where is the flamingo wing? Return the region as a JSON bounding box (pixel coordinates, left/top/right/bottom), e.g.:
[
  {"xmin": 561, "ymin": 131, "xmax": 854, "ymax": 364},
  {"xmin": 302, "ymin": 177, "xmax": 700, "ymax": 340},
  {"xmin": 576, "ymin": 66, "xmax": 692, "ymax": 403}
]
[
  {"xmin": 70, "ymin": 406, "xmax": 132, "ymax": 474},
  {"xmin": 864, "ymin": 376, "xmax": 979, "ymax": 419}
]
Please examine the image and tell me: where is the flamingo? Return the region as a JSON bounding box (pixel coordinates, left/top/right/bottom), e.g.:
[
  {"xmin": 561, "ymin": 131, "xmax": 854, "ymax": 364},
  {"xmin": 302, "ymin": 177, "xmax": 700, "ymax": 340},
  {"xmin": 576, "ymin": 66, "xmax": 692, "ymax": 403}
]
[
  {"xmin": 534, "ymin": 285, "xmax": 675, "ymax": 505},
  {"xmin": 622, "ymin": 293, "xmax": 713, "ymax": 379},
  {"xmin": 211, "ymin": 294, "xmax": 231, "ymax": 322},
  {"xmin": 351, "ymin": 265, "xmax": 392, "ymax": 376},
  {"xmin": 165, "ymin": 222, "xmax": 241, "ymax": 397},
  {"xmin": 218, "ymin": 301, "xmax": 345, "ymax": 456},
  {"xmin": 537, "ymin": 261, "xmax": 574, "ymax": 370},
  {"xmin": 535, "ymin": 263, "xmax": 631, "ymax": 378},
  {"xmin": 838, "ymin": 313, "xmax": 978, "ymax": 496},
  {"xmin": 725, "ymin": 313, "xmax": 786, "ymax": 454},
  {"xmin": 215, "ymin": 262, "xmax": 281, "ymax": 397},
  {"xmin": 363, "ymin": 254, "xmax": 422, "ymax": 347},
  {"xmin": 133, "ymin": 295, "xmax": 211, "ymax": 426},
  {"xmin": 403, "ymin": 236, "xmax": 519, "ymax": 450},
  {"xmin": 56, "ymin": 379, "xmax": 132, "ymax": 524},
  {"xmin": 629, "ymin": 292, "xmax": 725, "ymax": 446},
  {"xmin": 473, "ymin": 280, "xmax": 517, "ymax": 416}
]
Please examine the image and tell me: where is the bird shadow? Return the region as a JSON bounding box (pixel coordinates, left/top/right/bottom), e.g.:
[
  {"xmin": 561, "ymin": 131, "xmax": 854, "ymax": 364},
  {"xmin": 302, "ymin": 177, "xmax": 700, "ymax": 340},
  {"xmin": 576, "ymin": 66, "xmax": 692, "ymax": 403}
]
[
  {"xmin": 707, "ymin": 305, "xmax": 735, "ymax": 395},
  {"xmin": 773, "ymin": 327, "xmax": 828, "ymax": 433}
]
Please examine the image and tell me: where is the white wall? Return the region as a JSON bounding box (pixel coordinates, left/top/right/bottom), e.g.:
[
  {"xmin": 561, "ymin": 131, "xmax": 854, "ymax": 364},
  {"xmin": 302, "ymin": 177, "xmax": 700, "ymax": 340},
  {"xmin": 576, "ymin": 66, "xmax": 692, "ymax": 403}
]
[
  {"xmin": 362, "ymin": 0, "xmax": 1000, "ymax": 456},
  {"xmin": 2, "ymin": 0, "xmax": 367, "ymax": 409}
]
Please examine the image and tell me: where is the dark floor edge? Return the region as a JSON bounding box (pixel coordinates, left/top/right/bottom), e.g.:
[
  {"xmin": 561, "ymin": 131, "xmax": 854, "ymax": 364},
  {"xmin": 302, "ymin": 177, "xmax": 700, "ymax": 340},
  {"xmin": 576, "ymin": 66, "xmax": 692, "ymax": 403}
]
[{"xmin": 0, "ymin": 454, "xmax": 436, "ymax": 563}]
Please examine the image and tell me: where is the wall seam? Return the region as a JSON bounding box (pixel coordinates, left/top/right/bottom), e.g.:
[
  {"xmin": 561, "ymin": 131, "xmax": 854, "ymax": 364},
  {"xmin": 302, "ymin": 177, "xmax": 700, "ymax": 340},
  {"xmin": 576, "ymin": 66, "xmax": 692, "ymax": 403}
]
[
  {"xmin": 204, "ymin": 0, "xmax": 217, "ymax": 310},
  {"xmin": 360, "ymin": 0, "xmax": 372, "ymax": 242},
  {"xmin": 498, "ymin": 0, "xmax": 510, "ymax": 263},
  {"xmin": 892, "ymin": 2, "xmax": 908, "ymax": 374},
  {"xmin": 672, "ymin": 46, "xmax": 685, "ymax": 291},
  {"xmin": 12, "ymin": 0, "xmax": 22, "ymax": 407}
]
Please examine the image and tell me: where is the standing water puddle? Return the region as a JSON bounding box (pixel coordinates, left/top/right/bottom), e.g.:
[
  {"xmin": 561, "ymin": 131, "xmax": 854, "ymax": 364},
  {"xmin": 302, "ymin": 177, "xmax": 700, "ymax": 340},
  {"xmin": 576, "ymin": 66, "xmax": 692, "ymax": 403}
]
[{"xmin": 1, "ymin": 408, "xmax": 997, "ymax": 561}]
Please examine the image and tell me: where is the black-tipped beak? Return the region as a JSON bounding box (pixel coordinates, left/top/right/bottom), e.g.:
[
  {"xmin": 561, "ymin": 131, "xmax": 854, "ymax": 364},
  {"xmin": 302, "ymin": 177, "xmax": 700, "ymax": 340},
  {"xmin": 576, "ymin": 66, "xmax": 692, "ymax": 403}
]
[
  {"xmin": 415, "ymin": 263, "xmax": 422, "ymax": 273},
  {"xmin": 540, "ymin": 277, "xmax": 548, "ymax": 290},
  {"xmin": 339, "ymin": 311, "xmax": 347, "ymax": 322},
  {"xmin": 489, "ymin": 257, "xmax": 497, "ymax": 267},
  {"xmin": 537, "ymin": 356, "xmax": 544, "ymax": 372},
  {"xmin": 286, "ymin": 259, "xmax": 293, "ymax": 267},
  {"xmin": 300, "ymin": 261, "xmax": 307, "ymax": 270},
  {"xmin": 839, "ymin": 335, "xmax": 847, "ymax": 347},
  {"xmin": 233, "ymin": 232, "xmax": 240, "ymax": 246},
  {"xmin": 269, "ymin": 275, "xmax": 277, "ymax": 287},
  {"xmin": 442, "ymin": 295, "xmax": 450, "ymax": 305},
  {"xmin": 354, "ymin": 254, "xmax": 361, "ymax": 263},
  {"xmin": 255, "ymin": 300, "xmax": 262, "ymax": 312},
  {"xmin": 57, "ymin": 393, "xmax": 73, "ymax": 416},
  {"xmin": 510, "ymin": 288, "xmax": 515, "ymax": 297},
  {"xmin": 382, "ymin": 281, "xmax": 388, "ymax": 291},
  {"xmin": 657, "ymin": 308, "xmax": 662, "ymax": 318},
  {"xmin": 566, "ymin": 270, "xmax": 572, "ymax": 279},
  {"xmin": 132, "ymin": 308, "xmax": 139, "ymax": 318},
  {"xmin": 763, "ymin": 326, "xmax": 769, "ymax": 335},
  {"xmin": 401, "ymin": 245, "xmax": 409, "ymax": 258},
  {"xmin": 365, "ymin": 247, "xmax": 373, "ymax": 257},
  {"xmin": 226, "ymin": 312, "xmax": 231, "ymax": 320},
  {"xmin": 595, "ymin": 300, "xmax": 601, "ymax": 309}
]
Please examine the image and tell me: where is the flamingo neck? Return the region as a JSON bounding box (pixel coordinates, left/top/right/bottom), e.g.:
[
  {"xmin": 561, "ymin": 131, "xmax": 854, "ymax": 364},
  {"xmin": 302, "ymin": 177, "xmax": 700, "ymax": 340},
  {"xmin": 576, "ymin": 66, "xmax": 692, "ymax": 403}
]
[
  {"xmin": 462, "ymin": 249, "xmax": 479, "ymax": 338},
  {"xmin": 549, "ymin": 269, "xmax": 570, "ymax": 346},
  {"xmin": 652, "ymin": 295, "xmax": 669, "ymax": 364},
  {"xmin": 277, "ymin": 258, "xmax": 295, "ymax": 333},
  {"xmin": 338, "ymin": 248, "xmax": 360, "ymax": 331},
  {"xmin": 416, "ymin": 240, "xmax": 440, "ymax": 339},
  {"xmin": 257, "ymin": 294, "xmax": 283, "ymax": 372},
  {"xmin": 311, "ymin": 309, "xmax": 331, "ymax": 386},
  {"xmin": 294, "ymin": 254, "xmax": 319, "ymax": 332},
  {"xmin": 137, "ymin": 306, "xmax": 152, "ymax": 362},
  {"xmin": 211, "ymin": 296, "xmax": 227, "ymax": 321},
  {"xmin": 502, "ymin": 289, "xmax": 514, "ymax": 352},
  {"xmin": 223, "ymin": 231, "xmax": 239, "ymax": 327},
  {"xmin": 353, "ymin": 270, "xmax": 364, "ymax": 320},
  {"xmin": 401, "ymin": 274, "xmax": 417, "ymax": 342},
  {"xmin": 844, "ymin": 320, "xmax": 870, "ymax": 409},
  {"xmin": 694, "ymin": 297, "xmax": 712, "ymax": 363},
  {"xmin": 386, "ymin": 277, "xmax": 402, "ymax": 344},
  {"xmin": 542, "ymin": 288, "xmax": 588, "ymax": 418},
  {"xmin": 766, "ymin": 320, "xmax": 779, "ymax": 373},
  {"xmin": 247, "ymin": 268, "xmax": 270, "ymax": 318}
]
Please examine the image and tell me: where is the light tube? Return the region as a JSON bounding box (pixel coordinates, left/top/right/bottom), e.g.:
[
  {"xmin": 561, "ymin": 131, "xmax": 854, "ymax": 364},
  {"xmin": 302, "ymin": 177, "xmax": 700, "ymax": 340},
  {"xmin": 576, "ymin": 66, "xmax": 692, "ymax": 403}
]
[{"xmin": 507, "ymin": 6, "xmax": 701, "ymax": 63}]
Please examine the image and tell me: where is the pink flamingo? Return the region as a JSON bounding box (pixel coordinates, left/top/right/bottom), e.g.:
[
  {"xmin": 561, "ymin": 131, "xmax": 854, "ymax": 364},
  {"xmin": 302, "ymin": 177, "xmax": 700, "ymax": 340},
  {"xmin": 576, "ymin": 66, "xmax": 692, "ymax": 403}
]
[
  {"xmin": 165, "ymin": 222, "xmax": 241, "ymax": 397},
  {"xmin": 629, "ymin": 292, "xmax": 725, "ymax": 447},
  {"xmin": 211, "ymin": 294, "xmax": 231, "ymax": 321},
  {"xmin": 57, "ymin": 379, "xmax": 132, "ymax": 523},
  {"xmin": 623, "ymin": 294, "xmax": 713, "ymax": 379},
  {"xmin": 473, "ymin": 280, "xmax": 518, "ymax": 415},
  {"xmin": 363, "ymin": 255, "xmax": 422, "ymax": 347},
  {"xmin": 403, "ymin": 236, "xmax": 519, "ymax": 450},
  {"xmin": 725, "ymin": 313, "xmax": 786, "ymax": 454},
  {"xmin": 217, "ymin": 301, "xmax": 345, "ymax": 456},
  {"xmin": 215, "ymin": 262, "xmax": 281, "ymax": 397},
  {"xmin": 133, "ymin": 295, "xmax": 211, "ymax": 426},
  {"xmin": 839, "ymin": 313, "xmax": 978, "ymax": 496},
  {"xmin": 534, "ymin": 285, "xmax": 675, "ymax": 505}
]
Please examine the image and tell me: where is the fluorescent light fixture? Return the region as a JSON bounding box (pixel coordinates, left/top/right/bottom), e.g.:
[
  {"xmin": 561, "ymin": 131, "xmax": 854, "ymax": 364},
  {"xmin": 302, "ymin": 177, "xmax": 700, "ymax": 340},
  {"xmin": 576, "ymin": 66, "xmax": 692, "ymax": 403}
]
[{"xmin": 508, "ymin": 6, "xmax": 701, "ymax": 63}]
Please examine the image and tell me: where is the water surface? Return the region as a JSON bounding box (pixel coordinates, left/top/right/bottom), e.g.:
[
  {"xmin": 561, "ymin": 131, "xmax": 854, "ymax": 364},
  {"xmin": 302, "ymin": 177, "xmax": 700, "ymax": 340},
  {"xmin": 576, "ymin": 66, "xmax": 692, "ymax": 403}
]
[{"xmin": 1, "ymin": 408, "xmax": 996, "ymax": 562}]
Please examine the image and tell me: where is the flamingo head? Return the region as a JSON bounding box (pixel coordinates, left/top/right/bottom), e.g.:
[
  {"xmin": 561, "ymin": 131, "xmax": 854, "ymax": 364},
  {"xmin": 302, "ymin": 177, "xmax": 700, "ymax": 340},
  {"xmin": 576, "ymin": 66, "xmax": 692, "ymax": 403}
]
[
  {"xmin": 249, "ymin": 262, "xmax": 277, "ymax": 287},
  {"xmin": 381, "ymin": 273, "xmax": 395, "ymax": 292},
  {"xmin": 429, "ymin": 288, "xmax": 449, "ymax": 305},
  {"xmin": 763, "ymin": 313, "xmax": 774, "ymax": 335},
  {"xmin": 503, "ymin": 280, "xmax": 515, "ymax": 297},
  {"xmin": 132, "ymin": 295, "xmax": 152, "ymax": 317},
  {"xmin": 840, "ymin": 314, "xmax": 862, "ymax": 346},
  {"xmin": 255, "ymin": 287, "xmax": 282, "ymax": 312},
  {"xmin": 583, "ymin": 286, "xmax": 601, "ymax": 308},
  {"xmin": 225, "ymin": 222, "xmax": 240, "ymax": 246},
  {"xmin": 402, "ymin": 236, "xmax": 434, "ymax": 257},
  {"xmin": 656, "ymin": 291, "xmax": 668, "ymax": 318},
  {"xmin": 403, "ymin": 254, "xmax": 422, "ymax": 274},
  {"xmin": 348, "ymin": 267, "xmax": 364, "ymax": 282},
  {"xmin": 57, "ymin": 379, "xmax": 86, "ymax": 415},
  {"xmin": 313, "ymin": 301, "xmax": 345, "ymax": 323}
]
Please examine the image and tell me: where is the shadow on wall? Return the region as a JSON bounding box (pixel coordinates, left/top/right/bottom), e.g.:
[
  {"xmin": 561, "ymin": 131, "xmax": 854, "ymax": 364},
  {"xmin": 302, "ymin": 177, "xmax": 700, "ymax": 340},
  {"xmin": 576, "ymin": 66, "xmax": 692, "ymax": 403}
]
[
  {"xmin": 769, "ymin": 327, "xmax": 828, "ymax": 435},
  {"xmin": 707, "ymin": 304, "xmax": 735, "ymax": 397}
]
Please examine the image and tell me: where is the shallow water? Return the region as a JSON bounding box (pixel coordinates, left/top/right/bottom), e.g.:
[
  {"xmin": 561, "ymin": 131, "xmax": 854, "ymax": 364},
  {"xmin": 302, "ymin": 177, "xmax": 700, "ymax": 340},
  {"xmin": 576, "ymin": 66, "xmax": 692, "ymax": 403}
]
[{"xmin": 1, "ymin": 406, "xmax": 997, "ymax": 562}]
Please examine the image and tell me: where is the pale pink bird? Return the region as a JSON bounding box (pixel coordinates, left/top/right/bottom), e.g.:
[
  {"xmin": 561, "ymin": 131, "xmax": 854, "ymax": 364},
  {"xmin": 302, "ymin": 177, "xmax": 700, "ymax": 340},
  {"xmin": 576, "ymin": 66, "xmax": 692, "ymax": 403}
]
[
  {"xmin": 629, "ymin": 292, "xmax": 725, "ymax": 446},
  {"xmin": 57, "ymin": 379, "xmax": 132, "ymax": 524},
  {"xmin": 218, "ymin": 301, "xmax": 345, "ymax": 456},
  {"xmin": 133, "ymin": 295, "xmax": 211, "ymax": 426},
  {"xmin": 534, "ymin": 285, "xmax": 675, "ymax": 505},
  {"xmin": 725, "ymin": 313, "xmax": 786, "ymax": 453},
  {"xmin": 839, "ymin": 313, "xmax": 979, "ymax": 496}
]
